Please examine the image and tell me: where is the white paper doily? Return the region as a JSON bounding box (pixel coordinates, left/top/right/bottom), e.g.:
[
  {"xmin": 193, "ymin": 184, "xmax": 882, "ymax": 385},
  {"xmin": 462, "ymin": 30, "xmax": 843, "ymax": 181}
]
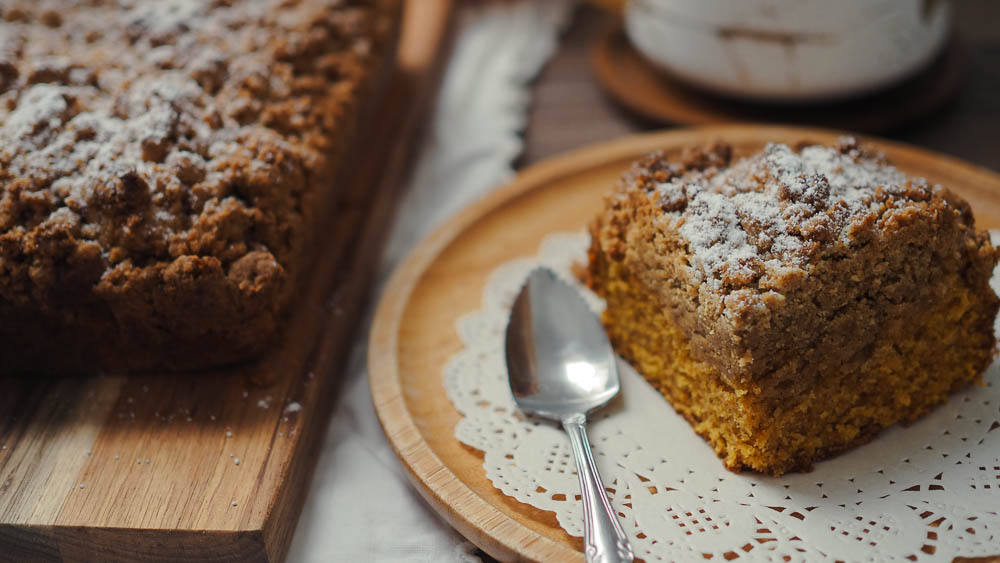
[{"xmin": 443, "ymin": 231, "xmax": 1000, "ymax": 562}]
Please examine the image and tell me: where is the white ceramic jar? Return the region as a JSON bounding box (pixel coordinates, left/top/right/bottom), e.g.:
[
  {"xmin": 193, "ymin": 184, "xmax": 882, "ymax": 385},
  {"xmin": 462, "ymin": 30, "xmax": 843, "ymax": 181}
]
[{"xmin": 624, "ymin": 0, "xmax": 952, "ymax": 102}]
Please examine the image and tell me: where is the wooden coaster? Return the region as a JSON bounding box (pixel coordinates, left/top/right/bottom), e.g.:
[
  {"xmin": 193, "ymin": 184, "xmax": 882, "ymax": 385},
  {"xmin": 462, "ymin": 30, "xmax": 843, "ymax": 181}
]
[
  {"xmin": 590, "ymin": 25, "xmax": 966, "ymax": 134},
  {"xmin": 369, "ymin": 125, "xmax": 1000, "ymax": 563}
]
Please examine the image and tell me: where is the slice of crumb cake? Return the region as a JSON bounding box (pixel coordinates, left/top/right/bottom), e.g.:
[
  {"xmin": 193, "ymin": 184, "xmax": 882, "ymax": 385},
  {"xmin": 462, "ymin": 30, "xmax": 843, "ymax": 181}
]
[{"xmin": 587, "ymin": 138, "xmax": 998, "ymax": 475}]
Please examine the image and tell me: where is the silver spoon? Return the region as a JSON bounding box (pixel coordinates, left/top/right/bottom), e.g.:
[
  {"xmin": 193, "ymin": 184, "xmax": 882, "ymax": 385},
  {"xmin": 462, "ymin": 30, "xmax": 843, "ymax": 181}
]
[{"xmin": 505, "ymin": 267, "xmax": 635, "ymax": 563}]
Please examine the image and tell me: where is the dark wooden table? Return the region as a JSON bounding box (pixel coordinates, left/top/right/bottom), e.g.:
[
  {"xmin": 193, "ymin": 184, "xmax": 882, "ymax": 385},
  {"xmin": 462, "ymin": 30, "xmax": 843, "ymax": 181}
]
[{"xmin": 524, "ymin": 1, "xmax": 1000, "ymax": 171}]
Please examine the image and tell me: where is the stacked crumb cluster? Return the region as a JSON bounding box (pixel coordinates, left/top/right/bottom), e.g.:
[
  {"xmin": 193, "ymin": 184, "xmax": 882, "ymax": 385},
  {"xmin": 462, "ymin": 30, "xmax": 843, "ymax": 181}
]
[
  {"xmin": 588, "ymin": 138, "xmax": 998, "ymax": 475},
  {"xmin": 0, "ymin": 1, "xmax": 395, "ymax": 372}
]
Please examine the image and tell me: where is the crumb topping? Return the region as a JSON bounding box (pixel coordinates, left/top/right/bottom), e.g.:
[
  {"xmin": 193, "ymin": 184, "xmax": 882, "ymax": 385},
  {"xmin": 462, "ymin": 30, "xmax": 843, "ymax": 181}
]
[
  {"xmin": 644, "ymin": 139, "xmax": 941, "ymax": 290},
  {"xmin": 0, "ymin": 0, "xmax": 379, "ymax": 293}
]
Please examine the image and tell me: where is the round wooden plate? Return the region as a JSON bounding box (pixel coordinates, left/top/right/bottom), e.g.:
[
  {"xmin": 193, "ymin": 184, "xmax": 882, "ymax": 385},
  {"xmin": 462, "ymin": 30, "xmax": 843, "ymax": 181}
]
[
  {"xmin": 369, "ymin": 125, "xmax": 1000, "ymax": 562},
  {"xmin": 590, "ymin": 26, "xmax": 966, "ymax": 134}
]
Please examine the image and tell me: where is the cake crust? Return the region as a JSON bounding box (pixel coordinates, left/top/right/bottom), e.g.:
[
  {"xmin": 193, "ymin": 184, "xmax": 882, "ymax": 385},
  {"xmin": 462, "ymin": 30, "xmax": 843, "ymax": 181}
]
[
  {"xmin": 588, "ymin": 139, "xmax": 998, "ymax": 474},
  {"xmin": 0, "ymin": 0, "xmax": 399, "ymax": 373}
]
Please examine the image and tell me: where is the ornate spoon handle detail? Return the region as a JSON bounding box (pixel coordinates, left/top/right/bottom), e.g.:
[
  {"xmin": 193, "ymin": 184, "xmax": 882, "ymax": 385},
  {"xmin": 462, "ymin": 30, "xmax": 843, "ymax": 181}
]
[{"xmin": 563, "ymin": 413, "xmax": 635, "ymax": 563}]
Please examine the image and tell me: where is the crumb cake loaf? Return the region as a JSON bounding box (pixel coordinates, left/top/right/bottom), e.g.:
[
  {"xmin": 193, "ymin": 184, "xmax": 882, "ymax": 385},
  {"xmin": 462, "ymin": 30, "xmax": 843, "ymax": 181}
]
[
  {"xmin": 587, "ymin": 139, "xmax": 998, "ymax": 475},
  {"xmin": 0, "ymin": 0, "xmax": 398, "ymax": 373}
]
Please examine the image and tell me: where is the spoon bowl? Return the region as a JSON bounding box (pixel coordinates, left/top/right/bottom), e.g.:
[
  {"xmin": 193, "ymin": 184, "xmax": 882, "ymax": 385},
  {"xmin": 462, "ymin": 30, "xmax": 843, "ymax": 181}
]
[{"xmin": 505, "ymin": 268, "xmax": 622, "ymax": 419}]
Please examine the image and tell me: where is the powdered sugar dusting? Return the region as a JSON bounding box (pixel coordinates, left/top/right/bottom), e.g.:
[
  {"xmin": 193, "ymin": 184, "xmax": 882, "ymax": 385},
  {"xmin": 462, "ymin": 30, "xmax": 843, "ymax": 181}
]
[
  {"xmin": 124, "ymin": 0, "xmax": 206, "ymax": 43},
  {"xmin": 659, "ymin": 141, "xmax": 922, "ymax": 290},
  {"xmin": 2, "ymin": 83, "xmax": 68, "ymax": 142},
  {"xmin": 0, "ymin": 0, "xmax": 381, "ymax": 291},
  {"xmin": 0, "ymin": 3, "xmax": 261, "ymax": 213}
]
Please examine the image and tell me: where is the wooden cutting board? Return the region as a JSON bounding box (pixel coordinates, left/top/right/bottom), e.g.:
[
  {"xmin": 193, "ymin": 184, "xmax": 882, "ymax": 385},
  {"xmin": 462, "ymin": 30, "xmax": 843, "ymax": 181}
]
[
  {"xmin": 0, "ymin": 1, "xmax": 454, "ymax": 562},
  {"xmin": 369, "ymin": 125, "xmax": 1000, "ymax": 562}
]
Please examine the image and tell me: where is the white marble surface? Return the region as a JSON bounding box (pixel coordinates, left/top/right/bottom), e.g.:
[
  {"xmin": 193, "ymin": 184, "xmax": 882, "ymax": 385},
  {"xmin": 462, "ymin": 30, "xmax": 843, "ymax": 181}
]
[{"xmin": 284, "ymin": 2, "xmax": 574, "ymax": 561}]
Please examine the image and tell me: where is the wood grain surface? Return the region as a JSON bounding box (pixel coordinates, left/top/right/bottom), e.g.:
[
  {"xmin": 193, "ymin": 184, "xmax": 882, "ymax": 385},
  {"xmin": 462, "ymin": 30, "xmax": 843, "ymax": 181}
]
[
  {"xmin": 369, "ymin": 125, "xmax": 1000, "ymax": 563},
  {"xmin": 0, "ymin": 1, "xmax": 454, "ymax": 561}
]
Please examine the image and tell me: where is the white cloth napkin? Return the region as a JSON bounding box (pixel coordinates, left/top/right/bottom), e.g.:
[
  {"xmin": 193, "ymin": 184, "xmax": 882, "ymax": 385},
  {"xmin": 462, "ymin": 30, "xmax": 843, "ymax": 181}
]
[{"xmin": 285, "ymin": 2, "xmax": 574, "ymax": 561}]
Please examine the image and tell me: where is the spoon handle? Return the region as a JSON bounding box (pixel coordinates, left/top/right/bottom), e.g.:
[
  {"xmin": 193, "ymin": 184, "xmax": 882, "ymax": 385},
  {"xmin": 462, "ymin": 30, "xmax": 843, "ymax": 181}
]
[{"xmin": 562, "ymin": 414, "xmax": 635, "ymax": 563}]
